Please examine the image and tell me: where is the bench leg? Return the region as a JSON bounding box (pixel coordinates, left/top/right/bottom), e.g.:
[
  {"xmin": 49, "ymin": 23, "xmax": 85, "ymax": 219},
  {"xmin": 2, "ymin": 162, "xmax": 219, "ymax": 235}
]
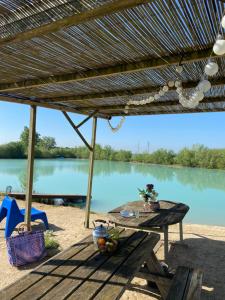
[
  {"xmin": 163, "ymin": 225, "xmax": 169, "ymax": 262},
  {"xmin": 145, "ymin": 250, "xmax": 171, "ymax": 299},
  {"xmin": 179, "ymin": 221, "xmax": 183, "ymax": 242}
]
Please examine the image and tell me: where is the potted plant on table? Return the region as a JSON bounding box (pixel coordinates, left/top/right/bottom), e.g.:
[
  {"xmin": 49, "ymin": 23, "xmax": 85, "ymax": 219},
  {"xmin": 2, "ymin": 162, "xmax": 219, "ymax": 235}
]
[{"xmin": 138, "ymin": 184, "xmax": 159, "ymax": 211}]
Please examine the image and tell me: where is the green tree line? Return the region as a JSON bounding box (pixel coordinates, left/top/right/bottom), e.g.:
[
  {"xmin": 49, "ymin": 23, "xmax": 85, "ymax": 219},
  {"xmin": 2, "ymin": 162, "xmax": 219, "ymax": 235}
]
[{"xmin": 1, "ymin": 127, "xmax": 225, "ymax": 170}]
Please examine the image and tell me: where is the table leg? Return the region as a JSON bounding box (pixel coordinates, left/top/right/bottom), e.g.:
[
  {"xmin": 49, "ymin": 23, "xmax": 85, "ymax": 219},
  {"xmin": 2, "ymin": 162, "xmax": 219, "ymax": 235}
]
[
  {"xmin": 163, "ymin": 225, "xmax": 169, "ymax": 262},
  {"xmin": 179, "ymin": 221, "xmax": 183, "ymax": 242}
]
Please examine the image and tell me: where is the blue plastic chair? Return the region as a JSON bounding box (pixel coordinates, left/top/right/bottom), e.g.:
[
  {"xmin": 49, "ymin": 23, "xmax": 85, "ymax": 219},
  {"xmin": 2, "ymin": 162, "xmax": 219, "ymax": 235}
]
[{"xmin": 0, "ymin": 196, "xmax": 49, "ymax": 238}]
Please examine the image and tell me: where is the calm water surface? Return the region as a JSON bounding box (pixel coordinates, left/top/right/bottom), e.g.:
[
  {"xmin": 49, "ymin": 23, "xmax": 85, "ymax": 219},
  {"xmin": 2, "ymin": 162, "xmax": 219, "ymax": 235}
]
[{"xmin": 0, "ymin": 159, "xmax": 225, "ymax": 226}]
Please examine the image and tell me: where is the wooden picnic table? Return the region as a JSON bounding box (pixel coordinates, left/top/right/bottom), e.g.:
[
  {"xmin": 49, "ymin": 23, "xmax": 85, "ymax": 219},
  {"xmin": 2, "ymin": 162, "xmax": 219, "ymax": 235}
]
[
  {"xmin": 108, "ymin": 200, "xmax": 189, "ymax": 261},
  {"xmin": 0, "ymin": 230, "xmax": 170, "ymax": 300}
]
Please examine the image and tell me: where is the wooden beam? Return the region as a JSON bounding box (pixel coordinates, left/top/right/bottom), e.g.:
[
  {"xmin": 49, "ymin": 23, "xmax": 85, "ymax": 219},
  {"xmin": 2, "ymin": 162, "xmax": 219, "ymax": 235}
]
[
  {"xmin": 84, "ymin": 117, "xmax": 97, "ymax": 228},
  {"xmin": 0, "ymin": 94, "xmax": 109, "ymax": 119},
  {"xmin": 25, "ymin": 105, "xmax": 36, "ymax": 231},
  {"xmin": 111, "ymin": 106, "xmax": 225, "ymax": 116},
  {"xmin": 62, "ymin": 111, "xmax": 92, "ymax": 151},
  {"xmin": 43, "ymin": 78, "xmax": 225, "ymax": 103},
  {"xmin": 0, "ymin": 0, "xmax": 151, "ymax": 47},
  {"xmin": 76, "ymin": 110, "xmax": 98, "ymax": 128},
  {"xmin": 0, "ymin": 95, "xmax": 82, "ymax": 114},
  {"xmin": 74, "ymin": 96, "xmax": 225, "ymax": 111},
  {"xmin": 0, "ymin": 47, "xmax": 221, "ymax": 92}
]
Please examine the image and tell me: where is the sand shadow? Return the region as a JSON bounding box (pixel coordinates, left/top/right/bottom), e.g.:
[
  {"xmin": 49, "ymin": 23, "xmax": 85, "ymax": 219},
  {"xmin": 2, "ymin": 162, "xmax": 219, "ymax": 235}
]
[
  {"xmin": 32, "ymin": 222, "xmax": 64, "ymax": 232},
  {"xmin": 167, "ymin": 237, "xmax": 225, "ymax": 299}
]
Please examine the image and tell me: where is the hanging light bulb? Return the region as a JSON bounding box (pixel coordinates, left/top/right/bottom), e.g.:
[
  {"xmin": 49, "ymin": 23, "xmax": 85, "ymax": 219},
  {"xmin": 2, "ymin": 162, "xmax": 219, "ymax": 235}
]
[
  {"xmin": 204, "ymin": 61, "xmax": 219, "ymax": 76},
  {"xmin": 168, "ymin": 80, "xmax": 175, "ymax": 87},
  {"xmin": 162, "ymin": 85, "xmax": 169, "ymax": 92},
  {"xmin": 175, "ymin": 80, "xmax": 182, "ymax": 88},
  {"xmin": 192, "ymin": 90, "xmax": 204, "ymax": 101},
  {"xmin": 213, "ymin": 35, "xmax": 225, "ymax": 56},
  {"xmin": 197, "ymin": 80, "xmax": 211, "ymax": 93},
  {"xmin": 222, "ymin": 15, "xmax": 225, "ymax": 29},
  {"xmin": 183, "ymin": 98, "xmax": 199, "ymax": 108},
  {"xmin": 188, "ymin": 101, "xmax": 199, "ymax": 108},
  {"xmin": 159, "ymin": 89, "xmax": 165, "ymax": 96},
  {"xmin": 176, "ymin": 87, "xmax": 183, "ymax": 94},
  {"xmin": 145, "ymin": 96, "xmax": 154, "ymax": 103},
  {"xmin": 175, "ymin": 65, "xmax": 183, "ymax": 74}
]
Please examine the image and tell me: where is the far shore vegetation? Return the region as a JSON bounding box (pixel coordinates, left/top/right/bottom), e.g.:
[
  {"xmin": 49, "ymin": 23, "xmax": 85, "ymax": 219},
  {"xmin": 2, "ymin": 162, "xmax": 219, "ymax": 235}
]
[{"xmin": 1, "ymin": 127, "xmax": 225, "ymax": 170}]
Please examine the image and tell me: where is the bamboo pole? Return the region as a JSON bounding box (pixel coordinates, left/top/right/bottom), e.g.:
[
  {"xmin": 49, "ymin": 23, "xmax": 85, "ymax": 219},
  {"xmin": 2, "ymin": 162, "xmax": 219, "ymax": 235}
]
[
  {"xmin": 84, "ymin": 117, "xmax": 97, "ymax": 228},
  {"xmin": 25, "ymin": 105, "xmax": 36, "ymax": 231},
  {"xmin": 0, "ymin": 0, "xmax": 151, "ymax": 47}
]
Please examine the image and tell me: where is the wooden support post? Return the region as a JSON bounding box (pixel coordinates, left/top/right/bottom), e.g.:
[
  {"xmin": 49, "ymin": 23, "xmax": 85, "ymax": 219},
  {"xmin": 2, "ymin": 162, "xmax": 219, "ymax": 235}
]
[
  {"xmin": 25, "ymin": 105, "xmax": 36, "ymax": 231},
  {"xmin": 84, "ymin": 117, "xmax": 97, "ymax": 228},
  {"xmin": 163, "ymin": 225, "xmax": 169, "ymax": 262},
  {"xmin": 179, "ymin": 221, "xmax": 183, "ymax": 242}
]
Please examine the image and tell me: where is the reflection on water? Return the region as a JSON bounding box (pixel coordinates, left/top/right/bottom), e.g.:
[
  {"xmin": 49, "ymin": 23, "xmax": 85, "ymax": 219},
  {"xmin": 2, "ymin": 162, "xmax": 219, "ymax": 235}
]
[{"xmin": 0, "ymin": 159, "xmax": 225, "ymax": 226}]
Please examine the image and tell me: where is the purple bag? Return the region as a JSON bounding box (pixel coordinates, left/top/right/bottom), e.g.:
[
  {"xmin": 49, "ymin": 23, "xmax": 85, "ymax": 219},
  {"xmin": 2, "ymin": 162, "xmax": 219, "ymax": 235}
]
[{"xmin": 6, "ymin": 230, "xmax": 46, "ymax": 267}]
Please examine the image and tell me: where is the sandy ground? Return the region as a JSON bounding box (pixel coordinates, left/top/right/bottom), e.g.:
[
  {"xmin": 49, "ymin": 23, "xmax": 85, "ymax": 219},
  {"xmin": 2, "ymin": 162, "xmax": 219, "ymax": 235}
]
[{"xmin": 0, "ymin": 199, "xmax": 225, "ymax": 299}]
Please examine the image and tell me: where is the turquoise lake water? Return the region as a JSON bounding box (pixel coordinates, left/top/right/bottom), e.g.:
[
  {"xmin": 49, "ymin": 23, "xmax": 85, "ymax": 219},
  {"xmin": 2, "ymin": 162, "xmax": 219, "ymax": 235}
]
[{"xmin": 0, "ymin": 159, "xmax": 225, "ymax": 226}]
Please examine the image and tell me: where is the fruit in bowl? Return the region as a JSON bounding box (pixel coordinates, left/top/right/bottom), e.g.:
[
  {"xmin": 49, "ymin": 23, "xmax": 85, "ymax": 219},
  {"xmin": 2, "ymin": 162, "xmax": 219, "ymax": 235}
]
[
  {"xmin": 106, "ymin": 239, "xmax": 118, "ymax": 253},
  {"xmin": 97, "ymin": 237, "xmax": 107, "ymax": 252},
  {"xmin": 96, "ymin": 228, "xmax": 119, "ymax": 254}
]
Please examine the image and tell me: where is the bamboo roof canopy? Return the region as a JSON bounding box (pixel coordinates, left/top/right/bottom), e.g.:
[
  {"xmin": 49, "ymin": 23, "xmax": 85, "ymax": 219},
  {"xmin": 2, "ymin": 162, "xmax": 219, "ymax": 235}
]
[{"xmin": 0, "ymin": 0, "xmax": 224, "ymax": 118}]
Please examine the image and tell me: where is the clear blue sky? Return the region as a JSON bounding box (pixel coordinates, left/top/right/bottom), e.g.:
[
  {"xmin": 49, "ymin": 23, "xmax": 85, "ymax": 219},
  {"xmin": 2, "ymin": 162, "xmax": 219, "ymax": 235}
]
[{"xmin": 0, "ymin": 101, "xmax": 225, "ymax": 153}]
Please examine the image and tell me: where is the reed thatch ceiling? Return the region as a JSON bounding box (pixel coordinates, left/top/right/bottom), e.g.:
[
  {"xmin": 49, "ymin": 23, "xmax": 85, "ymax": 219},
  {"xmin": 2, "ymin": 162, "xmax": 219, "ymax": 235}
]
[{"xmin": 0, "ymin": 0, "xmax": 224, "ymax": 118}]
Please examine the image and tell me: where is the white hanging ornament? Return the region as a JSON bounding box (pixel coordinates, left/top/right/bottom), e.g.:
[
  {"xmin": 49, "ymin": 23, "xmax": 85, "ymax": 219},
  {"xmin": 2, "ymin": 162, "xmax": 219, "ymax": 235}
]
[
  {"xmin": 192, "ymin": 90, "xmax": 204, "ymax": 102},
  {"xmin": 159, "ymin": 89, "xmax": 165, "ymax": 96},
  {"xmin": 175, "ymin": 80, "xmax": 182, "ymax": 88},
  {"xmin": 204, "ymin": 61, "xmax": 218, "ymax": 76},
  {"xmin": 213, "ymin": 35, "xmax": 225, "ymax": 56},
  {"xmin": 182, "ymin": 98, "xmax": 199, "ymax": 108},
  {"xmin": 197, "ymin": 80, "xmax": 211, "ymax": 93},
  {"xmin": 175, "ymin": 65, "xmax": 183, "ymax": 74},
  {"xmin": 162, "ymin": 85, "xmax": 169, "ymax": 92},
  {"xmin": 168, "ymin": 80, "xmax": 175, "ymax": 87},
  {"xmin": 176, "ymin": 87, "xmax": 183, "ymax": 94},
  {"xmin": 147, "ymin": 96, "xmax": 154, "ymax": 103},
  {"xmin": 222, "ymin": 16, "xmax": 225, "ymax": 29},
  {"xmin": 154, "ymin": 94, "xmax": 160, "ymax": 100},
  {"xmin": 188, "ymin": 101, "xmax": 199, "ymax": 108}
]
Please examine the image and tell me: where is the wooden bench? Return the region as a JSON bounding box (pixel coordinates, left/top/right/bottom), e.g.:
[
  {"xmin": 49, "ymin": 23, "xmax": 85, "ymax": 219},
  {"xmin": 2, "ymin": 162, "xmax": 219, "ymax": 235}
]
[
  {"xmin": 0, "ymin": 230, "xmax": 162, "ymax": 300},
  {"xmin": 166, "ymin": 266, "xmax": 203, "ymax": 300}
]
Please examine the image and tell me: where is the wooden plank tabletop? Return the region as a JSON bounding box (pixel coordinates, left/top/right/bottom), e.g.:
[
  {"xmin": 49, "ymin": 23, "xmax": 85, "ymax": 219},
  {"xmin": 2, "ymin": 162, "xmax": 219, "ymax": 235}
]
[
  {"xmin": 0, "ymin": 230, "xmax": 160, "ymax": 300},
  {"xmin": 108, "ymin": 200, "xmax": 189, "ymax": 227}
]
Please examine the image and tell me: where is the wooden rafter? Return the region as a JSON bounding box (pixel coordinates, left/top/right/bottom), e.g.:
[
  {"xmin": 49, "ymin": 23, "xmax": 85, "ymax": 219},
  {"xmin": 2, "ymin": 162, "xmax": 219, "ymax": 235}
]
[
  {"xmin": 0, "ymin": 94, "xmax": 82, "ymax": 113},
  {"xmin": 0, "ymin": 94, "xmax": 108, "ymax": 118},
  {"xmin": 42, "ymin": 78, "xmax": 225, "ymax": 103},
  {"xmin": 76, "ymin": 110, "xmax": 98, "ymax": 128},
  {"xmin": 0, "ymin": 0, "xmax": 151, "ymax": 47},
  {"xmin": 0, "ymin": 47, "xmax": 221, "ymax": 92}
]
